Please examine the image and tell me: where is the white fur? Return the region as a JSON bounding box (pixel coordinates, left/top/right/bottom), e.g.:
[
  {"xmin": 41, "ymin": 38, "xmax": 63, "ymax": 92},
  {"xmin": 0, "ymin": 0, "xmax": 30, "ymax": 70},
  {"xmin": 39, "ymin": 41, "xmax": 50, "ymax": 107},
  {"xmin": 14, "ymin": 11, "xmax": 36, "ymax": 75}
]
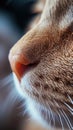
[
  {"xmin": 59, "ymin": 6, "xmax": 73, "ymax": 30},
  {"xmin": 13, "ymin": 73, "xmax": 24, "ymax": 97},
  {"xmin": 40, "ymin": 0, "xmax": 59, "ymax": 23}
]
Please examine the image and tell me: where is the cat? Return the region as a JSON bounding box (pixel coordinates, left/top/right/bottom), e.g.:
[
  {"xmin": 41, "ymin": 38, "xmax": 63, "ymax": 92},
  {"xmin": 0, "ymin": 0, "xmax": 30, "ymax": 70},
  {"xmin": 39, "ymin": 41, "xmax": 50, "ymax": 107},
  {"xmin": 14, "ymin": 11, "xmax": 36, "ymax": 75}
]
[{"xmin": 9, "ymin": 0, "xmax": 73, "ymax": 129}]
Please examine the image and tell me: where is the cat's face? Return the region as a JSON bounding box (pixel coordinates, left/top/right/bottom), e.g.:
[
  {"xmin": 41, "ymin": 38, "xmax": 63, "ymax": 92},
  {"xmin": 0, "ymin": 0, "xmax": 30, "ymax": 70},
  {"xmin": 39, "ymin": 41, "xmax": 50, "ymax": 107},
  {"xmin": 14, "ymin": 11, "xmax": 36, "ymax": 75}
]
[{"xmin": 9, "ymin": 0, "xmax": 73, "ymax": 129}]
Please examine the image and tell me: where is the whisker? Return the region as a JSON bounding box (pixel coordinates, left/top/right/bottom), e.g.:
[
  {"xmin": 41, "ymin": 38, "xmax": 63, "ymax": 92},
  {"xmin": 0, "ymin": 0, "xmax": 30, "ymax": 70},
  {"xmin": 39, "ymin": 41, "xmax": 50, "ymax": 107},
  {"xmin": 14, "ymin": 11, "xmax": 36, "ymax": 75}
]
[
  {"xmin": 60, "ymin": 109, "xmax": 72, "ymax": 130},
  {"xmin": 47, "ymin": 106, "xmax": 52, "ymax": 127},
  {"xmin": 0, "ymin": 73, "xmax": 25, "ymax": 119},
  {"xmin": 64, "ymin": 102, "xmax": 73, "ymax": 114},
  {"xmin": 17, "ymin": 102, "xmax": 26, "ymax": 110},
  {"xmin": 62, "ymin": 110, "xmax": 73, "ymax": 130},
  {"xmin": 32, "ymin": 85, "xmax": 55, "ymax": 128},
  {"xmin": 42, "ymin": 104, "xmax": 51, "ymax": 127},
  {"xmin": 42, "ymin": 105, "xmax": 52, "ymax": 128},
  {"xmin": 49, "ymin": 106, "xmax": 55, "ymax": 128},
  {"xmin": 57, "ymin": 110, "xmax": 64, "ymax": 130},
  {"xmin": 67, "ymin": 95, "xmax": 73, "ymax": 104},
  {"xmin": 54, "ymin": 100, "xmax": 59, "ymax": 108},
  {"xmin": 17, "ymin": 108, "xmax": 28, "ymax": 117},
  {"xmin": 54, "ymin": 100, "xmax": 65, "ymax": 130},
  {"xmin": 64, "ymin": 95, "xmax": 73, "ymax": 115},
  {"xmin": 1, "ymin": 73, "xmax": 14, "ymax": 87},
  {"xmin": 32, "ymin": 85, "xmax": 40, "ymax": 96}
]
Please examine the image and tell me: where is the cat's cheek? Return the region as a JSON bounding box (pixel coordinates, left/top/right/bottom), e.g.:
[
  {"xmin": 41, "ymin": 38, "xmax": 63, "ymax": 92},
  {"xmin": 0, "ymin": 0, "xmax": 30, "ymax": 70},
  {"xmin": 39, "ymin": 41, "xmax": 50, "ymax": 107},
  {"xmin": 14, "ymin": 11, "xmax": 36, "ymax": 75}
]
[{"xmin": 21, "ymin": 74, "xmax": 32, "ymax": 90}]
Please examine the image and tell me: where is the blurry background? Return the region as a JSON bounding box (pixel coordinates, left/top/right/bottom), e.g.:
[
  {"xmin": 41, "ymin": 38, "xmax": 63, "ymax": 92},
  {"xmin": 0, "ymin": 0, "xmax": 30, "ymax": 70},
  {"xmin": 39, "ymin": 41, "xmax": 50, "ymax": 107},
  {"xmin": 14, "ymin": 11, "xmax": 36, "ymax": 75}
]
[
  {"xmin": 0, "ymin": 0, "xmax": 38, "ymax": 79},
  {"xmin": 0, "ymin": 0, "xmax": 45, "ymax": 130},
  {"xmin": 0, "ymin": 0, "xmax": 37, "ymax": 129}
]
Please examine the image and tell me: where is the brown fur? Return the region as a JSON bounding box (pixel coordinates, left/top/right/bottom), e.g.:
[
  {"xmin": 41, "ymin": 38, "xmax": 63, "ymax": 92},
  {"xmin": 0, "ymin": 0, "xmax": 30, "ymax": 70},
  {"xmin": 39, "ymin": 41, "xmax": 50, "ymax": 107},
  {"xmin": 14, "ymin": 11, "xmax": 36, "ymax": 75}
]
[{"xmin": 9, "ymin": 0, "xmax": 73, "ymax": 129}]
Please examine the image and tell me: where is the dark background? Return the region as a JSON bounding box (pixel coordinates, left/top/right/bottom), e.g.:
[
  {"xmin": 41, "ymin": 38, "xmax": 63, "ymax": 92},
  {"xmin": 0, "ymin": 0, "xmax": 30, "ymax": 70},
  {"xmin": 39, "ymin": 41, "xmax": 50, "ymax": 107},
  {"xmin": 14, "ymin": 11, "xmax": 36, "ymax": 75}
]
[
  {"xmin": 0, "ymin": 0, "xmax": 37, "ymax": 130},
  {"xmin": 0, "ymin": 0, "xmax": 37, "ymax": 79}
]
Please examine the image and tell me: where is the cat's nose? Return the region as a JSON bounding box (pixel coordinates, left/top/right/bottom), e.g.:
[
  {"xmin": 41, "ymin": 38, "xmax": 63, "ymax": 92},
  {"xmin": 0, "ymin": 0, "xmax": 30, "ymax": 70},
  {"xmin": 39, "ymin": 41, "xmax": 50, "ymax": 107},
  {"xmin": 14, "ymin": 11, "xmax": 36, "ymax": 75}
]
[{"xmin": 9, "ymin": 52, "xmax": 30, "ymax": 81}]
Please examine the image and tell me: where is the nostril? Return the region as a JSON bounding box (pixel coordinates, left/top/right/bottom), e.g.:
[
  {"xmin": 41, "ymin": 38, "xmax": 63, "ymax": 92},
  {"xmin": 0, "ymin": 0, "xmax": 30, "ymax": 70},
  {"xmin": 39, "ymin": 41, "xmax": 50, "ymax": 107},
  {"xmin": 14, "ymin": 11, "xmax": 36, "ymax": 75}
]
[
  {"xmin": 14, "ymin": 62, "xmax": 27, "ymax": 81},
  {"xmin": 9, "ymin": 52, "xmax": 39, "ymax": 81},
  {"xmin": 9, "ymin": 53, "xmax": 30, "ymax": 81}
]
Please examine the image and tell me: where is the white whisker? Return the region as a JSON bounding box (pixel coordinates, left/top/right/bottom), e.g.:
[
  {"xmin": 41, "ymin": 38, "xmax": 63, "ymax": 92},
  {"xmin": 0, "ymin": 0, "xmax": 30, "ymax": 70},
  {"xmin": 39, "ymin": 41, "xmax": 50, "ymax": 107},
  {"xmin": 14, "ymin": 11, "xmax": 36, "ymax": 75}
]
[
  {"xmin": 43, "ymin": 105, "xmax": 51, "ymax": 127},
  {"xmin": 67, "ymin": 95, "xmax": 73, "ymax": 104},
  {"xmin": 62, "ymin": 110, "xmax": 73, "ymax": 130},
  {"xmin": 64, "ymin": 102, "xmax": 73, "ymax": 113},
  {"xmin": 32, "ymin": 85, "xmax": 40, "ymax": 96},
  {"xmin": 60, "ymin": 109, "xmax": 72, "ymax": 130},
  {"xmin": 49, "ymin": 106, "xmax": 55, "ymax": 127},
  {"xmin": 1, "ymin": 73, "xmax": 13, "ymax": 86},
  {"xmin": 47, "ymin": 106, "xmax": 52, "ymax": 127},
  {"xmin": 57, "ymin": 111, "xmax": 64, "ymax": 130}
]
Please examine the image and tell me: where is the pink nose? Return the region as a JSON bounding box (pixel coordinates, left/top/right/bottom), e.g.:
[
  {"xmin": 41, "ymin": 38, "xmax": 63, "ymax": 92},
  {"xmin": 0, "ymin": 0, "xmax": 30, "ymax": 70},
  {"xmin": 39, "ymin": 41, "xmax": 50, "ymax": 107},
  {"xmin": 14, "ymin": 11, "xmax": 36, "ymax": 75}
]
[{"xmin": 9, "ymin": 53, "xmax": 30, "ymax": 81}]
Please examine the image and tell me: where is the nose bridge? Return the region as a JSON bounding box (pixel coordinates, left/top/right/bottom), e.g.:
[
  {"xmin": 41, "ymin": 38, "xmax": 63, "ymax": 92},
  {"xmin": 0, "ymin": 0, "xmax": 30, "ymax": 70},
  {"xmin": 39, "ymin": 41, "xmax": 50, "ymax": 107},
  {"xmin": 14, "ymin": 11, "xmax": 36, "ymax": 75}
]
[
  {"xmin": 9, "ymin": 20, "xmax": 58, "ymax": 66},
  {"xmin": 22, "ymin": 32, "xmax": 41, "ymax": 64},
  {"xmin": 9, "ymin": 25, "xmax": 48, "ymax": 80},
  {"xmin": 9, "ymin": 27, "xmax": 38, "ymax": 57},
  {"xmin": 10, "ymin": 23, "xmax": 49, "ymax": 63}
]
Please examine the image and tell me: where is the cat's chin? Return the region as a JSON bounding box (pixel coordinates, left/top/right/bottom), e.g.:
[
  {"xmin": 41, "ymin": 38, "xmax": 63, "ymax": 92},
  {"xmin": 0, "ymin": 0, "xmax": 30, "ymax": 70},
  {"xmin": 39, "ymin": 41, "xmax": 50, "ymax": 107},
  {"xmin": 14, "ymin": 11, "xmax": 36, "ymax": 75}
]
[
  {"xmin": 13, "ymin": 73, "xmax": 51, "ymax": 127},
  {"xmin": 18, "ymin": 87, "xmax": 68, "ymax": 130},
  {"xmin": 13, "ymin": 73, "xmax": 73, "ymax": 129}
]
